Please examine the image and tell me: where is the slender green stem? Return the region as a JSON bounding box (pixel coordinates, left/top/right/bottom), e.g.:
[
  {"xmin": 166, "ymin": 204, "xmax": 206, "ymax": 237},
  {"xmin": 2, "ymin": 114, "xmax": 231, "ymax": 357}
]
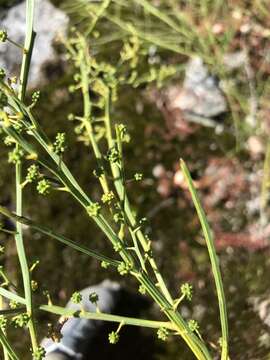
[
  {"xmin": 40, "ymin": 304, "xmax": 174, "ymax": 330},
  {"xmin": 14, "ymin": 0, "xmax": 38, "ymax": 353},
  {"xmin": 180, "ymin": 159, "xmax": 229, "ymax": 360},
  {"xmin": 103, "ymin": 92, "xmax": 174, "ymax": 304}
]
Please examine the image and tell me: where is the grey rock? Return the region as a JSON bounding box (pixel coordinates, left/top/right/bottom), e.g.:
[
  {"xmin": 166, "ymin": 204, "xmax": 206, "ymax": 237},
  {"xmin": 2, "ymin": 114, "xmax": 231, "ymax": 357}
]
[
  {"xmin": 0, "ymin": 0, "xmax": 68, "ymax": 87},
  {"xmin": 170, "ymin": 57, "xmax": 227, "ymax": 118}
]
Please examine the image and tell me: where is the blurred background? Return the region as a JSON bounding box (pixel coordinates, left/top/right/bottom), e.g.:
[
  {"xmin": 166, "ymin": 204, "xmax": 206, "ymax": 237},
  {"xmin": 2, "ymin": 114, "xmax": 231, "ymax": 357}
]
[{"xmin": 0, "ymin": 0, "xmax": 270, "ymax": 359}]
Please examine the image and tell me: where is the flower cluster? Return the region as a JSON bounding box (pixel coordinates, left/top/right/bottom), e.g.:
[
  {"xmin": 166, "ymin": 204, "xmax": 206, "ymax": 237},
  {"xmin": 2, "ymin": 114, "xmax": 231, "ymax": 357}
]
[
  {"xmin": 134, "ymin": 173, "xmax": 143, "ymax": 181},
  {"xmin": 106, "ymin": 147, "xmax": 120, "ymax": 163},
  {"xmin": 8, "ymin": 148, "xmax": 24, "ymax": 165},
  {"xmin": 117, "ymin": 261, "xmax": 131, "ymax": 275},
  {"xmin": 101, "ymin": 191, "xmax": 115, "ymax": 204},
  {"xmin": 113, "ymin": 212, "xmax": 124, "ymax": 224},
  {"xmin": 37, "ymin": 179, "xmax": 51, "ymax": 196},
  {"xmin": 53, "ymin": 132, "xmax": 66, "ymax": 155},
  {"xmin": 12, "ymin": 313, "xmax": 30, "ymax": 328},
  {"xmin": 113, "ymin": 241, "xmax": 122, "ymax": 252},
  {"xmin": 0, "ymin": 315, "xmax": 7, "ymax": 331},
  {"xmin": 26, "ymin": 164, "xmax": 39, "ymax": 183},
  {"xmin": 101, "ymin": 261, "xmax": 110, "ymax": 269},
  {"xmin": 89, "ymin": 292, "xmax": 99, "ymax": 304},
  {"xmin": 4, "ymin": 136, "xmax": 14, "ymax": 146},
  {"xmin": 157, "ymin": 327, "xmax": 169, "ymax": 341},
  {"xmin": 32, "ymin": 346, "xmax": 46, "ymax": 360},
  {"xmin": 31, "ymin": 90, "xmax": 40, "ymax": 105},
  {"xmin": 138, "ymin": 285, "xmax": 146, "ymax": 295},
  {"xmin": 0, "ymin": 30, "xmax": 7, "ymax": 43},
  {"xmin": 31, "ymin": 280, "xmax": 38, "ymax": 291},
  {"xmin": 108, "ymin": 331, "xmax": 119, "ymax": 344},
  {"xmin": 188, "ymin": 319, "xmax": 199, "ymax": 332},
  {"xmin": 86, "ymin": 202, "xmax": 101, "ymax": 217},
  {"xmin": 180, "ymin": 283, "xmax": 193, "ymax": 301},
  {"xmin": 71, "ymin": 291, "xmax": 82, "ymax": 304}
]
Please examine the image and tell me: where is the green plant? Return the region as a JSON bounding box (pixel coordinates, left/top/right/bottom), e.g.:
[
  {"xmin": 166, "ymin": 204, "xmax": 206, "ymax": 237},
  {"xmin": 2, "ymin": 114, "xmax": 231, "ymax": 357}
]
[{"xmin": 0, "ymin": 1, "xmax": 229, "ymax": 359}]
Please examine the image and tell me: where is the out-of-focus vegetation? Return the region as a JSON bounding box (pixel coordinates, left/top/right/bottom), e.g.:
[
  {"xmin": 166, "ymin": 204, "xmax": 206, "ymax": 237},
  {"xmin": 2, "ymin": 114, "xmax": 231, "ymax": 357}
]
[{"xmin": 0, "ymin": 0, "xmax": 270, "ymax": 359}]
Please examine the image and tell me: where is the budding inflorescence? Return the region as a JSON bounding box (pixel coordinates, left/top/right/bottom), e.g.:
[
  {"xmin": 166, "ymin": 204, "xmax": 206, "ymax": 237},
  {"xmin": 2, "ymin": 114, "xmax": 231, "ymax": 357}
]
[
  {"xmin": 188, "ymin": 319, "xmax": 199, "ymax": 333},
  {"xmin": 71, "ymin": 291, "xmax": 82, "ymax": 304},
  {"xmin": 89, "ymin": 292, "xmax": 99, "ymax": 304},
  {"xmin": 117, "ymin": 261, "xmax": 131, "ymax": 275},
  {"xmin": 26, "ymin": 164, "xmax": 39, "ymax": 183},
  {"xmin": 157, "ymin": 327, "xmax": 169, "ymax": 341},
  {"xmin": 0, "ymin": 315, "xmax": 7, "ymax": 331},
  {"xmin": 134, "ymin": 173, "xmax": 143, "ymax": 181},
  {"xmin": 108, "ymin": 331, "xmax": 119, "ymax": 344},
  {"xmin": 8, "ymin": 148, "xmax": 24, "ymax": 165},
  {"xmin": 101, "ymin": 191, "xmax": 115, "ymax": 204},
  {"xmin": 12, "ymin": 313, "xmax": 30, "ymax": 328},
  {"xmin": 101, "ymin": 261, "xmax": 110, "ymax": 269},
  {"xmin": 32, "ymin": 346, "xmax": 46, "ymax": 360},
  {"xmin": 138, "ymin": 285, "xmax": 146, "ymax": 295},
  {"xmin": 0, "ymin": 30, "xmax": 8, "ymax": 43},
  {"xmin": 106, "ymin": 147, "xmax": 120, "ymax": 163},
  {"xmin": 53, "ymin": 132, "xmax": 66, "ymax": 155},
  {"xmin": 31, "ymin": 90, "xmax": 40, "ymax": 106},
  {"xmin": 86, "ymin": 202, "xmax": 101, "ymax": 217},
  {"xmin": 36, "ymin": 179, "xmax": 51, "ymax": 196},
  {"xmin": 180, "ymin": 283, "xmax": 193, "ymax": 301}
]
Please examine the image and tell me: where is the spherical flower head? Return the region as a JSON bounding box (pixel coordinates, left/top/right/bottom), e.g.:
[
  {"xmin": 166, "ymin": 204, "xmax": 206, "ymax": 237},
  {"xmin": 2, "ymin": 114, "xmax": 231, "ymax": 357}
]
[
  {"xmin": 188, "ymin": 319, "xmax": 199, "ymax": 332},
  {"xmin": 101, "ymin": 261, "xmax": 110, "ymax": 269},
  {"xmin": 32, "ymin": 346, "xmax": 46, "ymax": 360},
  {"xmin": 9, "ymin": 300, "xmax": 19, "ymax": 309},
  {"xmin": 86, "ymin": 202, "xmax": 101, "ymax": 217},
  {"xmin": 8, "ymin": 148, "xmax": 24, "ymax": 165},
  {"xmin": 12, "ymin": 313, "xmax": 30, "ymax": 328},
  {"xmin": 36, "ymin": 179, "xmax": 51, "ymax": 196},
  {"xmin": 157, "ymin": 327, "xmax": 169, "ymax": 341},
  {"xmin": 108, "ymin": 331, "xmax": 119, "ymax": 344},
  {"xmin": 181, "ymin": 283, "xmax": 193, "ymax": 301},
  {"xmin": 101, "ymin": 191, "xmax": 115, "ymax": 204},
  {"xmin": 113, "ymin": 212, "xmax": 124, "ymax": 224},
  {"xmin": 71, "ymin": 291, "xmax": 82, "ymax": 304},
  {"xmin": 0, "ymin": 30, "xmax": 8, "ymax": 43},
  {"xmin": 89, "ymin": 292, "xmax": 99, "ymax": 304},
  {"xmin": 106, "ymin": 147, "xmax": 120, "ymax": 163},
  {"xmin": 117, "ymin": 261, "xmax": 131, "ymax": 276},
  {"xmin": 31, "ymin": 90, "xmax": 40, "ymax": 104},
  {"xmin": 31, "ymin": 280, "xmax": 38, "ymax": 292},
  {"xmin": 134, "ymin": 173, "xmax": 143, "ymax": 181},
  {"xmin": 12, "ymin": 121, "xmax": 24, "ymax": 133},
  {"xmin": 67, "ymin": 113, "xmax": 75, "ymax": 121},
  {"xmin": 4, "ymin": 136, "xmax": 14, "ymax": 146},
  {"xmin": 138, "ymin": 285, "xmax": 146, "ymax": 295},
  {"xmin": 113, "ymin": 241, "xmax": 122, "ymax": 252}
]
